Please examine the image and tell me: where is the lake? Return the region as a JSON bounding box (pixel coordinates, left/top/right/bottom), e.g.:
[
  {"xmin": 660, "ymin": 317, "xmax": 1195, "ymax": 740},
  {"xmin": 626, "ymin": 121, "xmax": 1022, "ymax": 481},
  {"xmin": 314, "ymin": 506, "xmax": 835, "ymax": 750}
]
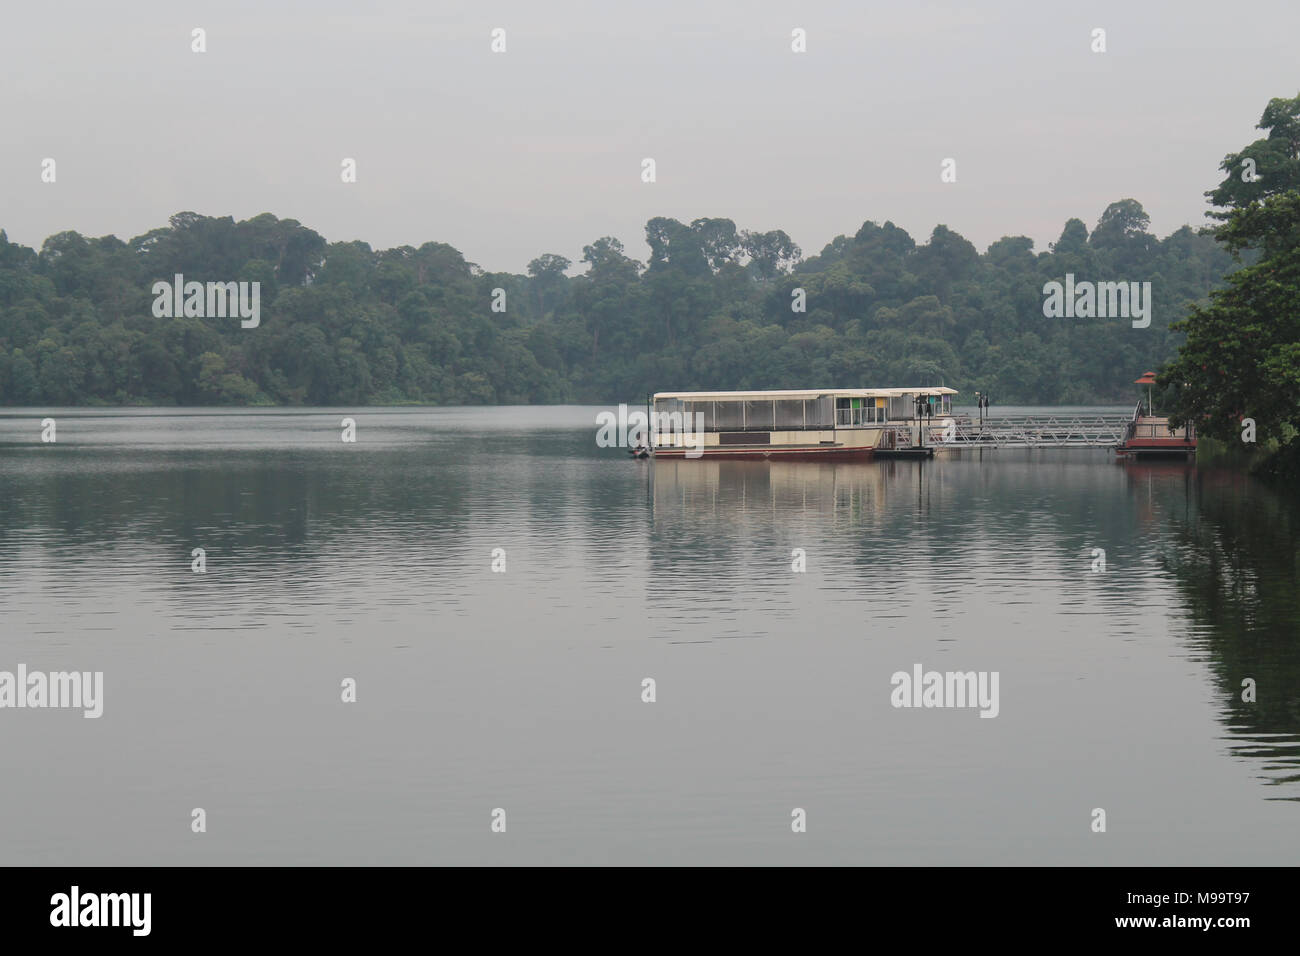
[{"xmin": 1, "ymin": 406, "xmax": 1297, "ymax": 865}]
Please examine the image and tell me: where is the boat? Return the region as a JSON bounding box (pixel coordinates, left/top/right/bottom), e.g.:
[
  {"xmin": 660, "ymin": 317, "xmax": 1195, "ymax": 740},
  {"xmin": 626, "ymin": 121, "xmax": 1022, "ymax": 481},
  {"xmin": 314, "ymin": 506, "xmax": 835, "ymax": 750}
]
[
  {"xmin": 649, "ymin": 387, "xmax": 956, "ymax": 460},
  {"xmin": 1116, "ymin": 372, "xmax": 1196, "ymax": 458}
]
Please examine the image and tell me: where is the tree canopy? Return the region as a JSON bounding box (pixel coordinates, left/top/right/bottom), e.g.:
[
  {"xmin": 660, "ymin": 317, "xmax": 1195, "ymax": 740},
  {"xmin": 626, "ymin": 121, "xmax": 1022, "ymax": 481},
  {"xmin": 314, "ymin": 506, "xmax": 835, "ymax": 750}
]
[
  {"xmin": 1162, "ymin": 93, "xmax": 1300, "ymax": 456},
  {"xmin": 0, "ymin": 200, "xmax": 1236, "ymax": 407}
]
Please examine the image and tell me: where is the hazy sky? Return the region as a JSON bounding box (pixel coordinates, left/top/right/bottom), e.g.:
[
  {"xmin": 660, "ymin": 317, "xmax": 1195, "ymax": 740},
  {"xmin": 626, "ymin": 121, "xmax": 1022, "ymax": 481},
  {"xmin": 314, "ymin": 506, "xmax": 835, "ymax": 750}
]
[{"xmin": 2, "ymin": 0, "xmax": 1297, "ymax": 273}]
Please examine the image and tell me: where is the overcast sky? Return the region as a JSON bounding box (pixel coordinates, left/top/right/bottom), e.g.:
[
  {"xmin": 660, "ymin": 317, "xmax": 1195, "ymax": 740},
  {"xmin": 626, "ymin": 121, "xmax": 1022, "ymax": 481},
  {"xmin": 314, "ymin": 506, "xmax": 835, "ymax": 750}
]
[{"xmin": 2, "ymin": 0, "xmax": 1297, "ymax": 273}]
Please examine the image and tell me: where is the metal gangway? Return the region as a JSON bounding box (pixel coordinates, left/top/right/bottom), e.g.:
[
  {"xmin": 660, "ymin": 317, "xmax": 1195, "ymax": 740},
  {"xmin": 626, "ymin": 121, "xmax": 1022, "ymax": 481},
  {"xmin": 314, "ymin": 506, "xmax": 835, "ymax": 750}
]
[{"xmin": 924, "ymin": 409, "xmax": 1136, "ymax": 449}]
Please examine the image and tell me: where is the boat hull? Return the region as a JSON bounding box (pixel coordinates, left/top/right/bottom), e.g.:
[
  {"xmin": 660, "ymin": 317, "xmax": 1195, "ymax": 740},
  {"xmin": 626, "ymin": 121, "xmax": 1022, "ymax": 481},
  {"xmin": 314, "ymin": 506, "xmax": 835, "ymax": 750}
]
[{"xmin": 653, "ymin": 444, "xmax": 875, "ymax": 461}]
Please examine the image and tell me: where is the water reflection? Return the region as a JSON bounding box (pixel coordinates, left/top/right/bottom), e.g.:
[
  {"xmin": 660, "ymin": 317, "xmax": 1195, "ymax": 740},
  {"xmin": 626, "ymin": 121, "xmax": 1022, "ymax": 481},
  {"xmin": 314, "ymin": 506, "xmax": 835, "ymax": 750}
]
[
  {"xmin": 653, "ymin": 452, "xmax": 1300, "ymax": 801},
  {"xmin": 1151, "ymin": 464, "xmax": 1300, "ymax": 799}
]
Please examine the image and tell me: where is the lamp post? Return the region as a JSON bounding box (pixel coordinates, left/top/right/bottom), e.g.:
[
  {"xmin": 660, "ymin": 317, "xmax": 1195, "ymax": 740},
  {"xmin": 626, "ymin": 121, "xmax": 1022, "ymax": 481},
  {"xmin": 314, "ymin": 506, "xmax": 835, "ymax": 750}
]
[{"xmin": 974, "ymin": 391, "xmax": 990, "ymax": 432}]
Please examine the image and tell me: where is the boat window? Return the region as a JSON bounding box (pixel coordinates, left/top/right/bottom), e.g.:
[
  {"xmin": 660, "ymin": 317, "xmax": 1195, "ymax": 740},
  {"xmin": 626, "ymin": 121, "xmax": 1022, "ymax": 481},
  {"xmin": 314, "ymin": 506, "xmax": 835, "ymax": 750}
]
[
  {"xmin": 714, "ymin": 401, "xmax": 744, "ymax": 430},
  {"xmin": 678, "ymin": 401, "xmax": 695, "ymax": 433},
  {"xmin": 836, "ymin": 397, "xmax": 875, "ymax": 427},
  {"xmin": 775, "ymin": 400, "xmax": 804, "ymax": 429},
  {"xmin": 744, "ymin": 400, "xmax": 775, "ymax": 430},
  {"xmin": 654, "ymin": 398, "xmax": 683, "ymax": 435},
  {"xmin": 808, "ymin": 396, "xmax": 834, "ymax": 428}
]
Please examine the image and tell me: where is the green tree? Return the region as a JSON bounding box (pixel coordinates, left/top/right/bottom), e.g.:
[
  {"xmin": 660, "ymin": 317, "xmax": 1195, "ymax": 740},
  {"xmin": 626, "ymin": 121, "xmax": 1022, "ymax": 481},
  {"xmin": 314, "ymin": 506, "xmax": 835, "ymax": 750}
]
[{"xmin": 1163, "ymin": 94, "xmax": 1300, "ymax": 454}]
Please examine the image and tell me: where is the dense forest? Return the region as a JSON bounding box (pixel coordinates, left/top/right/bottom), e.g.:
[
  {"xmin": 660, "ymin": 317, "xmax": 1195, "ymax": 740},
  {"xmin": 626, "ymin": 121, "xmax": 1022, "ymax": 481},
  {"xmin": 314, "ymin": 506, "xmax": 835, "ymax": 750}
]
[
  {"xmin": 0, "ymin": 200, "xmax": 1235, "ymax": 407},
  {"xmin": 1163, "ymin": 92, "xmax": 1300, "ymax": 469}
]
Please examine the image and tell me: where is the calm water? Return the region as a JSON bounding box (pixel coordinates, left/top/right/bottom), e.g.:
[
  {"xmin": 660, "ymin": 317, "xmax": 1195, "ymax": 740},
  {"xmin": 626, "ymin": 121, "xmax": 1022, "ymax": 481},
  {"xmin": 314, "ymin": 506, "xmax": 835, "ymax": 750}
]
[{"xmin": 1, "ymin": 406, "xmax": 1297, "ymax": 865}]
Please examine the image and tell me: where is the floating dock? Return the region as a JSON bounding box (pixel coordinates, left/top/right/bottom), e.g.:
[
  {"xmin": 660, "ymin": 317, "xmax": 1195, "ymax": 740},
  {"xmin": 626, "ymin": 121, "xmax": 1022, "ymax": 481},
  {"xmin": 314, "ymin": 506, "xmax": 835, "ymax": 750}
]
[{"xmin": 648, "ymin": 377, "xmax": 1195, "ymax": 461}]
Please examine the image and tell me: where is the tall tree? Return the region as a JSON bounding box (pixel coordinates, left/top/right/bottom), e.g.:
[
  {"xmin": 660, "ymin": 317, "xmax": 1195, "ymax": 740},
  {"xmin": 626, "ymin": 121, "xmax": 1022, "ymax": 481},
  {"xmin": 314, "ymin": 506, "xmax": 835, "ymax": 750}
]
[{"xmin": 1162, "ymin": 94, "xmax": 1300, "ymax": 452}]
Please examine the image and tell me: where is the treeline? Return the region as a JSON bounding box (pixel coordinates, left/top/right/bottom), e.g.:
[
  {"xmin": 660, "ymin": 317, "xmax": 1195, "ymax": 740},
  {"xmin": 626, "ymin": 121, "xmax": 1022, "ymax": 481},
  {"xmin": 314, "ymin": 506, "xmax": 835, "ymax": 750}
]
[{"xmin": 0, "ymin": 203, "xmax": 1235, "ymax": 407}]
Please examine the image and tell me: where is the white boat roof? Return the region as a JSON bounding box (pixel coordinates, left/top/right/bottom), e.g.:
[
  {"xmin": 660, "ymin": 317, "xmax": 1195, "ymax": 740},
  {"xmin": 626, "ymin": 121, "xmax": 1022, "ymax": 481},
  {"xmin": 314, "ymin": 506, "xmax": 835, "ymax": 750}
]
[{"xmin": 654, "ymin": 387, "xmax": 957, "ymax": 400}]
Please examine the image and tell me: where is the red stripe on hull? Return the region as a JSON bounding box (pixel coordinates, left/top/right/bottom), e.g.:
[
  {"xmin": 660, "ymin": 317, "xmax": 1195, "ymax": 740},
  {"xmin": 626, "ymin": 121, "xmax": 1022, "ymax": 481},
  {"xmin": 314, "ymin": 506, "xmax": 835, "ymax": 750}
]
[{"xmin": 654, "ymin": 446, "xmax": 875, "ymax": 461}]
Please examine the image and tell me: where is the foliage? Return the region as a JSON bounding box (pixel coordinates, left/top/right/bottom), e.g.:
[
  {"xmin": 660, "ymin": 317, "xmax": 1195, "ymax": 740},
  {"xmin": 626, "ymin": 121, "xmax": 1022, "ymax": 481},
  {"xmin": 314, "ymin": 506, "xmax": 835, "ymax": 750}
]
[
  {"xmin": 1162, "ymin": 93, "xmax": 1300, "ymax": 449},
  {"xmin": 0, "ymin": 200, "xmax": 1237, "ymax": 406}
]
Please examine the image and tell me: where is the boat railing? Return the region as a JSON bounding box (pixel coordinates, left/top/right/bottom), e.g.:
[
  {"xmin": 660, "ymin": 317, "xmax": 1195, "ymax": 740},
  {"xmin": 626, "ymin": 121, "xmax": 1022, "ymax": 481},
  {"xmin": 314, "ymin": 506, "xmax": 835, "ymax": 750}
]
[{"xmin": 835, "ymin": 408, "xmax": 885, "ymax": 427}]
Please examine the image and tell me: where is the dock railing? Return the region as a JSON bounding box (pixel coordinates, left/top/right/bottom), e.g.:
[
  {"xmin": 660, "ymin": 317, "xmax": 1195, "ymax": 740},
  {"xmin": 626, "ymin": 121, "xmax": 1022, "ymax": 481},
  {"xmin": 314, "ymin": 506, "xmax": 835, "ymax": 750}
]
[
  {"xmin": 929, "ymin": 413, "xmax": 1133, "ymax": 448},
  {"xmin": 877, "ymin": 425, "xmax": 914, "ymax": 450}
]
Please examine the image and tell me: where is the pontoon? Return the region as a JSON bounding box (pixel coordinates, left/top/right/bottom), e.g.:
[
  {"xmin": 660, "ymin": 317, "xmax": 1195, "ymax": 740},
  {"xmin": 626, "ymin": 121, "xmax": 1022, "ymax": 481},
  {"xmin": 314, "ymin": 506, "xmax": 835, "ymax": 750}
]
[{"xmin": 1116, "ymin": 372, "xmax": 1196, "ymax": 458}]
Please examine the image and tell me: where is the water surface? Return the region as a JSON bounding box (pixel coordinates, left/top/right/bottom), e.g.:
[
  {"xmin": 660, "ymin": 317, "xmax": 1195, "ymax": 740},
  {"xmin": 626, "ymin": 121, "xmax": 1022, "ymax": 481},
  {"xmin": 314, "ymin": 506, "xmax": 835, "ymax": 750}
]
[{"xmin": 1, "ymin": 406, "xmax": 1296, "ymax": 865}]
